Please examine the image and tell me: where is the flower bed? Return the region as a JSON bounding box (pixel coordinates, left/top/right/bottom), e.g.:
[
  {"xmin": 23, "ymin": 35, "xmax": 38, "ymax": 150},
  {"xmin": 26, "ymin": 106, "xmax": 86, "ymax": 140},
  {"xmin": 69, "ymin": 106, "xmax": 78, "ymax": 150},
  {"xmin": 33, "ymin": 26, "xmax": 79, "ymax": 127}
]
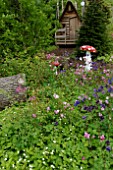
[{"xmin": 0, "ymin": 56, "xmax": 113, "ymax": 169}]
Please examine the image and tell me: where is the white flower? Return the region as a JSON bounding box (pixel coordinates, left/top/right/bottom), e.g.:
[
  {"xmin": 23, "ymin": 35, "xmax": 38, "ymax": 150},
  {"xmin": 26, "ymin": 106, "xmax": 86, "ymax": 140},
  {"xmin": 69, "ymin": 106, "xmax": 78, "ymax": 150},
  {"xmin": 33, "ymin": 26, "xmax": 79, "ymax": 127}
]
[
  {"xmin": 50, "ymin": 165, "xmax": 55, "ymax": 169},
  {"xmin": 29, "ymin": 165, "xmax": 33, "ymax": 168},
  {"xmin": 18, "ymin": 78, "xmax": 25, "ymax": 85},
  {"xmin": 50, "ymin": 150, "xmax": 54, "ymax": 155},
  {"xmin": 53, "ymin": 93, "xmax": 59, "ymax": 99}
]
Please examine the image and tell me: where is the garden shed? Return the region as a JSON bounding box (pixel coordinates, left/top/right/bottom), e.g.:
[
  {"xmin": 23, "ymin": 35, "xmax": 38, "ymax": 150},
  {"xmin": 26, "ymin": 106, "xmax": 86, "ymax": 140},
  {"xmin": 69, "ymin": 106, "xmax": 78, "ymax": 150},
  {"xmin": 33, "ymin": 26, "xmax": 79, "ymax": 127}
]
[{"xmin": 55, "ymin": 1, "xmax": 81, "ymax": 45}]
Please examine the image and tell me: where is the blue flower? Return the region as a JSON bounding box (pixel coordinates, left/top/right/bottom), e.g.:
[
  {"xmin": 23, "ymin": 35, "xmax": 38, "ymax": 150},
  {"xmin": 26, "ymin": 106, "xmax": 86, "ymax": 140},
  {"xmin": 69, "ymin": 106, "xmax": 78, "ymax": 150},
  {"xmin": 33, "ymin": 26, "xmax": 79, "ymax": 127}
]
[
  {"xmin": 108, "ymin": 79, "xmax": 112, "ymax": 85},
  {"xmin": 54, "ymin": 122, "xmax": 58, "ymax": 126},
  {"xmin": 82, "ymin": 116, "xmax": 87, "ymax": 119},
  {"xmin": 74, "ymin": 100, "xmax": 80, "ymax": 106},
  {"xmin": 93, "ymin": 93, "xmax": 98, "ymax": 98},
  {"xmin": 100, "ymin": 103, "xmax": 106, "ymax": 108},
  {"xmin": 106, "ymin": 146, "xmax": 111, "ymax": 152},
  {"xmin": 108, "ymin": 87, "xmax": 113, "ymax": 93},
  {"xmin": 97, "ymin": 86, "xmax": 103, "ymax": 92}
]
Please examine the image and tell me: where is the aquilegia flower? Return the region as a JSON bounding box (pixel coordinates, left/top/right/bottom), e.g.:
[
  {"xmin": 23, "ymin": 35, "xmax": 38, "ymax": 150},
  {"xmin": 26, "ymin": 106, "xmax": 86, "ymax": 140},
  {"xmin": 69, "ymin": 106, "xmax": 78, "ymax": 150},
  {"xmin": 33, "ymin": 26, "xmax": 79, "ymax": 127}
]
[
  {"xmin": 106, "ymin": 140, "xmax": 110, "ymax": 145},
  {"xmin": 74, "ymin": 100, "xmax": 80, "ymax": 106},
  {"xmin": 47, "ymin": 106, "xmax": 50, "ymax": 111},
  {"xmin": 29, "ymin": 96, "xmax": 36, "ymax": 101},
  {"xmin": 32, "ymin": 114, "xmax": 37, "ymax": 118},
  {"xmin": 106, "ymin": 146, "xmax": 111, "ymax": 152},
  {"xmin": 54, "ymin": 110, "xmax": 60, "ymax": 114},
  {"xmin": 82, "ymin": 116, "xmax": 87, "ymax": 119},
  {"xmin": 53, "ymin": 93, "xmax": 59, "ymax": 99},
  {"xmin": 84, "ymin": 132, "xmax": 90, "ymax": 139},
  {"xmin": 100, "ymin": 135, "xmax": 105, "ymax": 141}
]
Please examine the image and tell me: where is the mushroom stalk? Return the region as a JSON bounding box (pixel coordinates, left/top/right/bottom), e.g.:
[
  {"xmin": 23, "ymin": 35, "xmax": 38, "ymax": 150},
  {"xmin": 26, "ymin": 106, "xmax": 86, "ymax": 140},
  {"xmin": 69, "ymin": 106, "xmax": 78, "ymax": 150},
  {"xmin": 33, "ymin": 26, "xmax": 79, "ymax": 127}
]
[{"xmin": 84, "ymin": 51, "xmax": 92, "ymax": 71}]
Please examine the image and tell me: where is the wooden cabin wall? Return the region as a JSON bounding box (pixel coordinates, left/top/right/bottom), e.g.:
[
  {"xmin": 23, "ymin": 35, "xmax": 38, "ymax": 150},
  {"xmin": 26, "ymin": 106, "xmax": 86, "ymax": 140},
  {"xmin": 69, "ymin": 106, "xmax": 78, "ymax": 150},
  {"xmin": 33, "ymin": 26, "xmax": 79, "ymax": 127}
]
[{"xmin": 60, "ymin": 11, "xmax": 81, "ymax": 40}]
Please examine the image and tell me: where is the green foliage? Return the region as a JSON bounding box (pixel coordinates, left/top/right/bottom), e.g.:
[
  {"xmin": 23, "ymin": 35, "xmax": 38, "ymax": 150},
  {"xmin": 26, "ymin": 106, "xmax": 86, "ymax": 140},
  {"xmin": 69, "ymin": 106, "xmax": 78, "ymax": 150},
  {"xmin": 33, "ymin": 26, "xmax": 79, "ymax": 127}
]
[
  {"xmin": 0, "ymin": 0, "xmax": 56, "ymax": 61},
  {"xmin": 0, "ymin": 55, "xmax": 54, "ymax": 90},
  {"xmin": 76, "ymin": 0, "xmax": 113, "ymax": 57},
  {"xmin": 1, "ymin": 55, "xmax": 113, "ymax": 169},
  {"xmin": 96, "ymin": 54, "xmax": 112, "ymax": 63}
]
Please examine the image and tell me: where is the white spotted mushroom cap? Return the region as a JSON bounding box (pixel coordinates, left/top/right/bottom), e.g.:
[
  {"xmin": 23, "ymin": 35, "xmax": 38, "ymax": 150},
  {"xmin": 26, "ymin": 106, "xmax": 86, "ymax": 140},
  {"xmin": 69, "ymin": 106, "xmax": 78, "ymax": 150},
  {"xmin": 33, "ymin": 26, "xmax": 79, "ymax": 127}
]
[{"xmin": 80, "ymin": 45, "xmax": 97, "ymax": 53}]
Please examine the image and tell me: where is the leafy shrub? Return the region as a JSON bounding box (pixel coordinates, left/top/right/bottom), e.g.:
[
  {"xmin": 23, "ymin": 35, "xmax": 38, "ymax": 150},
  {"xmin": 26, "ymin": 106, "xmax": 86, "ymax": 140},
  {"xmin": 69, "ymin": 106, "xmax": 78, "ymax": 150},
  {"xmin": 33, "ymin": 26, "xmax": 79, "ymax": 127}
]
[{"xmin": 0, "ymin": 0, "xmax": 56, "ymax": 61}]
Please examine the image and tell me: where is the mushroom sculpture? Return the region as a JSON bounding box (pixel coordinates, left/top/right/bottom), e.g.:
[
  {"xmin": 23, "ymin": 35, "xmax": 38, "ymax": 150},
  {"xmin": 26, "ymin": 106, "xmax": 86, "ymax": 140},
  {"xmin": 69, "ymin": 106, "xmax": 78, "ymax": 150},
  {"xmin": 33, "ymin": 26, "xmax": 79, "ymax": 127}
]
[
  {"xmin": 51, "ymin": 61, "xmax": 60, "ymax": 75},
  {"xmin": 80, "ymin": 45, "xmax": 97, "ymax": 71}
]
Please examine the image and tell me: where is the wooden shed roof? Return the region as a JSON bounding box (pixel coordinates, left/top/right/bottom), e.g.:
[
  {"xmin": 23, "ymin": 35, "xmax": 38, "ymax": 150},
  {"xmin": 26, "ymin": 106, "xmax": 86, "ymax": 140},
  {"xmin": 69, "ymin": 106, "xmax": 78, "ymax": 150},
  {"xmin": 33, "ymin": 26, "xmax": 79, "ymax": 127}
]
[{"xmin": 59, "ymin": 1, "xmax": 81, "ymax": 22}]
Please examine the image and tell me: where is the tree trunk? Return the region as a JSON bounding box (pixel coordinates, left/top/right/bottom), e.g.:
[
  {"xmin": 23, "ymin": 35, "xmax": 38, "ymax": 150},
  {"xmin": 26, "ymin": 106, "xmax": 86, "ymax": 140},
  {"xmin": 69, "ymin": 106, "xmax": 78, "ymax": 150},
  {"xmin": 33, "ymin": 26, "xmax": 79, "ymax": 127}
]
[{"xmin": 0, "ymin": 74, "xmax": 27, "ymax": 111}]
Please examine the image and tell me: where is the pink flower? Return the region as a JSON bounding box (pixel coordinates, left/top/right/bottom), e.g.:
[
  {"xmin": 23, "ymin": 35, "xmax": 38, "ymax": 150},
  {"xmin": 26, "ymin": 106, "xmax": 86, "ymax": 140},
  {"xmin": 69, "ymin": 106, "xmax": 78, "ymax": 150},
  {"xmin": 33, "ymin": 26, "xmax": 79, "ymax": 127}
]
[
  {"xmin": 99, "ymin": 113, "xmax": 103, "ymax": 117},
  {"xmin": 63, "ymin": 102, "xmax": 67, "ymax": 105},
  {"xmin": 60, "ymin": 114, "xmax": 64, "ymax": 118},
  {"xmin": 16, "ymin": 85, "xmax": 27, "ymax": 93},
  {"xmin": 100, "ymin": 135, "xmax": 105, "ymax": 141},
  {"xmin": 101, "ymin": 107, "xmax": 105, "ymax": 111},
  {"xmin": 29, "ymin": 96, "xmax": 36, "ymax": 101},
  {"xmin": 32, "ymin": 114, "xmax": 37, "ymax": 118},
  {"xmin": 99, "ymin": 100, "xmax": 103, "ymax": 104},
  {"xmin": 92, "ymin": 135, "xmax": 95, "ymax": 139},
  {"xmin": 70, "ymin": 107, "xmax": 74, "ymax": 110},
  {"xmin": 110, "ymin": 93, "xmax": 113, "ymax": 97},
  {"xmin": 84, "ymin": 132, "xmax": 90, "ymax": 139},
  {"xmin": 82, "ymin": 157, "xmax": 85, "ymax": 160},
  {"xmin": 106, "ymin": 73, "xmax": 110, "ymax": 77},
  {"xmin": 54, "ymin": 110, "xmax": 60, "ymax": 114},
  {"xmin": 47, "ymin": 106, "xmax": 50, "ymax": 111},
  {"xmin": 102, "ymin": 76, "xmax": 105, "ymax": 80},
  {"xmin": 103, "ymin": 69, "xmax": 107, "ymax": 73},
  {"xmin": 105, "ymin": 100, "xmax": 109, "ymax": 104}
]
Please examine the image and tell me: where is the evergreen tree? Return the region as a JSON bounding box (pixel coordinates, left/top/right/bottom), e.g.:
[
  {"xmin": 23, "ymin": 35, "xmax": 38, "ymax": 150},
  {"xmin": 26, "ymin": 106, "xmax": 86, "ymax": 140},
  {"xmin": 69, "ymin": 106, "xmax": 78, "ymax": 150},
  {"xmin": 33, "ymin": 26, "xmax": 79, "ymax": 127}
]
[{"xmin": 76, "ymin": 0, "xmax": 112, "ymax": 57}]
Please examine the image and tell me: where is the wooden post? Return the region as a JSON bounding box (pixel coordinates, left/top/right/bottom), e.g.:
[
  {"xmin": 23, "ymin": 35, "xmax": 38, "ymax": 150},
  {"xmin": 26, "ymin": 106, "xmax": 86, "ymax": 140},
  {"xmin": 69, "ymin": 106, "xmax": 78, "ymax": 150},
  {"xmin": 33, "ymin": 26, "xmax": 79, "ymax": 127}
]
[
  {"xmin": 62, "ymin": 0, "xmax": 64, "ymax": 13},
  {"xmin": 81, "ymin": 0, "xmax": 85, "ymax": 17},
  {"xmin": 57, "ymin": 0, "xmax": 59, "ymax": 19}
]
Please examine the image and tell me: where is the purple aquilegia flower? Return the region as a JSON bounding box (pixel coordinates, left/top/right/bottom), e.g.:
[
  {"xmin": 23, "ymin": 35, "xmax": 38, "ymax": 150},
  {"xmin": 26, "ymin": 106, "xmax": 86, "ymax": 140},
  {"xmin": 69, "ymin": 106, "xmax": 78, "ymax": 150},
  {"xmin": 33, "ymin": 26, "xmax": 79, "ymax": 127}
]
[
  {"xmin": 54, "ymin": 121, "xmax": 58, "ymax": 126},
  {"xmin": 100, "ymin": 103, "xmax": 106, "ymax": 108},
  {"xmin": 99, "ymin": 113, "xmax": 104, "ymax": 121},
  {"xmin": 106, "ymin": 146, "xmax": 111, "ymax": 152},
  {"xmin": 74, "ymin": 100, "xmax": 80, "ymax": 106},
  {"xmin": 108, "ymin": 87, "xmax": 113, "ymax": 93},
  {"xmin": 97, "ymin": 86, "xmax": 104, "ymax": 92},
  {"xmin": 108, "ymin": 79, "xmax": 112, "ymax": 85},
  {"xmin": 106, "ymin": 140, "xmax": 110, "ymax": 145},
  {"xmin": 82, "ymin": 116, "xmax": 87, "ymax": 119},
  {"xmin": 93, "ymin": 93, "xmax": 98, "ymax": 98}
]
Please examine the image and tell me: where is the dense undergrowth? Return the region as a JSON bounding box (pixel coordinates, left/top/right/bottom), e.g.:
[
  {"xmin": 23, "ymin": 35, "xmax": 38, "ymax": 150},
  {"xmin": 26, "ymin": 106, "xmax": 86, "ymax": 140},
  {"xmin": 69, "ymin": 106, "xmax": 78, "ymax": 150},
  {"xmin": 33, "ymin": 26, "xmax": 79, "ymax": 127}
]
[{"xmin": 0, "ymin": 54, "xmax": 113, "ymax": 169}]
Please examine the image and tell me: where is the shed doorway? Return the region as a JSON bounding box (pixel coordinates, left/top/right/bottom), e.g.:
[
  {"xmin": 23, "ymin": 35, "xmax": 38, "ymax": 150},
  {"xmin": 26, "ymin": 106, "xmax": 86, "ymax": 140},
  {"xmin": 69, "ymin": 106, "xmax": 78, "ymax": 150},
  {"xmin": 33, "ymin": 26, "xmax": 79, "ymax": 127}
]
[{"xmin": 70, "ymin": 17, "xmax": 77, "ymax": 39}]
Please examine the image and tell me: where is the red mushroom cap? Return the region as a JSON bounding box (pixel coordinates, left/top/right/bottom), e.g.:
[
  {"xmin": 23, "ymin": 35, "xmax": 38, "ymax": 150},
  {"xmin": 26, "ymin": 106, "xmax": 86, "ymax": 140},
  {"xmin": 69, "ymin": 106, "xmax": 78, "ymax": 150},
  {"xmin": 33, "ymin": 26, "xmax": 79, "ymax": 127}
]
[
  {"xmin": 80, "ymin": 45, "xmax": 96, "ymax": 53},
  {"xmin": 52, "ymin": 61, "xmax": 60, "ymax": 67}
]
